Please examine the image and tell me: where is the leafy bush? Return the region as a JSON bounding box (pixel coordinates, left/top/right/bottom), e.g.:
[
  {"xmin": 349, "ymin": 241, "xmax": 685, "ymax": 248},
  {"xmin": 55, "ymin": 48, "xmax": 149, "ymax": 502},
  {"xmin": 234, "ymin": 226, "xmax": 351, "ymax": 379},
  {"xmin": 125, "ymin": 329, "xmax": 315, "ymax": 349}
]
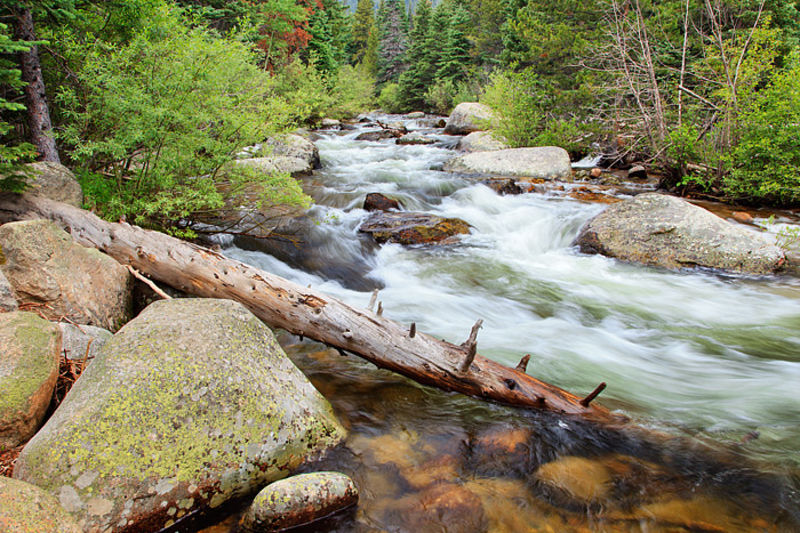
[
  {"xmin": 480, "ymin": 68, "xmax": 545, "ymax": 147},
  {"xmin": 269, "ymin": 59, "xmax": 333, "ymax": 126},
  {"xmin": 377, "ymin": 82, "xmax": 403, "ymax": 113},
  {"xmin": 424, "ymin": 79, "xmax": 481, "ymax": 115},
  {"xmin": 327, "ymin": 64, "xmax": 375, "ymax": 119}
]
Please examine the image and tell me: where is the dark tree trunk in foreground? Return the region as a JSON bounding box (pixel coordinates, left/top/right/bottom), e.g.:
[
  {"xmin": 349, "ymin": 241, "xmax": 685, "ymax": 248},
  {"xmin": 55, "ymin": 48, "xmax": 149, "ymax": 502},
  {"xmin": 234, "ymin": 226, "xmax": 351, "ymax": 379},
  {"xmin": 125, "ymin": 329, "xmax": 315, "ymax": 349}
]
[
  {"xmin": 14, "ymin": 8, "xmax": 60, "ymax": 163},
  {"xmin": 0, "ymin": 193, "xmax": 625, "ymax": 425}
]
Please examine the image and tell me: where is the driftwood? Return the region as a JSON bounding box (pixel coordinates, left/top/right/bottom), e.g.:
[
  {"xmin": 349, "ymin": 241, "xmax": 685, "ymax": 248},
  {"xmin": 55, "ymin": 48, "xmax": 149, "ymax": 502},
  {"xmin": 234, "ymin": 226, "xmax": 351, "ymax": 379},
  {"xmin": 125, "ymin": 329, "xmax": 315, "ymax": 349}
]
[{"xmin": 0, "ymin": 193, "xmax": 624, "ymax": 424}]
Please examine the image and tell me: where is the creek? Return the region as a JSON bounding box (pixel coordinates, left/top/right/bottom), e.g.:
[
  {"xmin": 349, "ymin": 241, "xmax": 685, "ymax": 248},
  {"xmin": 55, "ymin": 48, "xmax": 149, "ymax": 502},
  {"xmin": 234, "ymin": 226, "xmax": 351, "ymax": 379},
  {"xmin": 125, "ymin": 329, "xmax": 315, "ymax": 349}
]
[{"xmin": 202, "ymin": 115, "xmax": 800, "ymax": 532}]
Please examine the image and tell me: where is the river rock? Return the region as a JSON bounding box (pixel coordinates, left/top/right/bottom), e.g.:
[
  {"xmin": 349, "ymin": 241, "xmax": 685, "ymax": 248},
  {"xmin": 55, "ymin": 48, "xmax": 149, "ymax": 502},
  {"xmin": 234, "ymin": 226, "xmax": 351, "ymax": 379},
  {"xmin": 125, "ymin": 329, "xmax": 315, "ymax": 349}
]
[
  {"xmin": 240, "ymin": 472, "xmax": 358, "ymax": 532},
  {"xmin": 535, "ymin": 455, "xmax": 613, "ymax": 503},
  {"xmin": 319, "ymin": 118, "xmax": 341, "ymax": 129},
  {"xmin": 481, "ymin": 178, "xmax": 522, "ymax": 195},
  {"xmin": 0, "ymin": 311, "xmax": 61, "ymax": 449},
  {"xmin": 457, "ymin": 131, "xmax": 508, "ymax": 152},
  {"xmin": 444, "ymin": 102, "xmax": 495, "ymax": 135},
  {"xmin": 0, "ymin": 220, "xmax": 133, "ymax": 330},
  {"xmin": 0, "ymin": 269, "xmax": 17, "ymax": 312},
  {"xmin": 394, "ymin": 482, "xmax": 488, "ymax": 533},
  {"xmin": 14, "ymin": 298, "xmax": 345, "ymax": 533},
  {"xmin": 58, "ymin": 323, "xmax": 112, "ymax": 362},
  {"xmin": 407, "ymin": 111, "xmax": 425, "ymax": 119},
  {"xmin": 25, "ymin": 161, "xmax": 83, "ymax": 207},
  {"xmin": 359, "ymin": 212, "xmax": 471, "ymax": 245},
  {"xmin": 263, "ymin": 133, "xmax": 320, "ymax": 172},
  {"xmin": 396, "ymin": 132, "xmax": 436, "ymax": 145},
  {"xmin": 232, "ymin": 155, "xmax": 313, "ymax": 177},
  {"xmin": 469, "ymin": 424, "xmax": 534, "ymax": 479},
  {"xmin": 364, "ymin": 193, "xmax": 401, "ymax": 212},
  {"xmin": 575, "ymin": 193, "xmax": 786, "ymax": 274},
  {"xmin": 444, "ymin": 147, "xmax": 572, "ymax": 180},
  {"xmin": 0, "ymin": 476, "xmax": 82, "ymax": 533},
  {"xmin": 356, "ymin": 130, "xmax": 404, "ymax": 142}
]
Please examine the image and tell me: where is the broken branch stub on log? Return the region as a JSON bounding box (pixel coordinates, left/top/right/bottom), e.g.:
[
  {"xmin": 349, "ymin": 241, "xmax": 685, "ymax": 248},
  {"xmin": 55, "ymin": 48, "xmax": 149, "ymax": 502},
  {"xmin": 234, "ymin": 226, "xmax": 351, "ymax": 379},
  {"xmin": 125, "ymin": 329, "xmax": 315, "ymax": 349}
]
[{"xmin": 0, "ymin": 193, "xmax": 623, "ymax": 424}]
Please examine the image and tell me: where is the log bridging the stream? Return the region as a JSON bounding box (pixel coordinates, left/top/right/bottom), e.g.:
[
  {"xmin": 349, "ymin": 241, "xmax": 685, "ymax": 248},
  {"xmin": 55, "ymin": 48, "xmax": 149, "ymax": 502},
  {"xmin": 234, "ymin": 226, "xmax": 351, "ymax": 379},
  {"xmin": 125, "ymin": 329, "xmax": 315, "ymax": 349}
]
[{"xmin": 0, "ymin": 193, "xmax": 626, "ymax": 424}]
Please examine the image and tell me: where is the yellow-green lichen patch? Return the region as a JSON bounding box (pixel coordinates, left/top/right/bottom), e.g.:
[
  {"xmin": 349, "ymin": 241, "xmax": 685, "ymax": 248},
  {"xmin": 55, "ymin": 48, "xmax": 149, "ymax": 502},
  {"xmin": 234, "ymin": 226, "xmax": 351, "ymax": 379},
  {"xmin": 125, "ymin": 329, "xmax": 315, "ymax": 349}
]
[{"xmin": 0, "ymin": 476, "xmax": 82, "ymax": 533}]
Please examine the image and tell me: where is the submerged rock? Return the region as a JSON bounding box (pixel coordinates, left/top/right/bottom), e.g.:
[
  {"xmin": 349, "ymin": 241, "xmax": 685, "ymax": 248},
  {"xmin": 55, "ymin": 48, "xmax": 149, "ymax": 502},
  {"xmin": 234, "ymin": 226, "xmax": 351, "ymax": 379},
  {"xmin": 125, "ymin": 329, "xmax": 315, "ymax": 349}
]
[
  {"xmin": 0, "ymin": 312, "xmax": 60, "ymax": 449},
  {"xmin": 25, "ymin": 161, "xmax": 83, "ymax": 207},
  {"xmin": 359, "ymin": 211, "xmax": 471, "ymax": 245},
  {"xmin": 444, "ymin": 147, "xmax": 571, "ymax": 180},
  {"xmin": 0, "ymin": 220, "xmax": 133, "ymax": 330},
  {"xmin": 393, "ymin": 482, "xmax": 488, "ymax": 533},
  {"xmin": 14, "ymin": 298, "xmax": 345, "ymax": 533},
  {"xmin": 0, "ymin": 476, "xmax": 82, "ymax": 533},
  {"xmin": 240, "ymin": 472, "xmax": 358, "ymax": 532},
  {"xmin": 444, "ymin": 103, "xmax": 494, "ymax": 135},
  {"xmin": 575, "ymin": 193, "xmax": 786, "ymax": 274},
  {"xmin": 364, "ymin": 192, "xmax": 401, "ymax": 212},
  {"xmin": 457, "ymin": 131, "xmax": 508, "ymax": 152}
]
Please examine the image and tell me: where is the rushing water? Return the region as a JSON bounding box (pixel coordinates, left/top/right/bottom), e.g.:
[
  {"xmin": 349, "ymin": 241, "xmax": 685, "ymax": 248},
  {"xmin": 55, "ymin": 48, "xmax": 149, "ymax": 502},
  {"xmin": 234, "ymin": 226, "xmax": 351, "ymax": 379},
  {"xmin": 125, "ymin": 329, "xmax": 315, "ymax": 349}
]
[{"xmin": 204, "ymin": 116, "xmax": 800, "ymax": 532}]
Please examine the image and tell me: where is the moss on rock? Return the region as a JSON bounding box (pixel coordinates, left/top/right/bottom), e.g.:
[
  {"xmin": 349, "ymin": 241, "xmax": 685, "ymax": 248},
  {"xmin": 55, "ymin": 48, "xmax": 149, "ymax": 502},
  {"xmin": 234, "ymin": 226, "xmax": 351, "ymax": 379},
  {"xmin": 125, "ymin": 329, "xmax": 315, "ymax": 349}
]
[{"xmin": 0, "ymin": 476, "xmax": 82, "ymax": 533}]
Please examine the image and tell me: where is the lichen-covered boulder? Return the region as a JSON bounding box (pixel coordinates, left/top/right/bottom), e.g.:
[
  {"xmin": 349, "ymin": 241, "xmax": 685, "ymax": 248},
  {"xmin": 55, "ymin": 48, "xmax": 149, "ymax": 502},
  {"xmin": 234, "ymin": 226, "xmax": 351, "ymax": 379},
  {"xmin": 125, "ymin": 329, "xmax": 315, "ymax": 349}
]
[
  {"xmin": 575, "ymin": 193, "xmax": 786, "ymax": 275},
  {"xmin": 457, "ymin": 131, "xmax": 508, "ymax": 152},
  {"xmin": 0, "ymin": 268, "xmax": 18, "ymax": 312},
  {"xmin": 263, "ymin": 133, "xmax": 320, "ymax": 171},
  {"xmin": 0, "ymin": 476, "xmax": 82, "ymax": 533},
  {"xmin": 0, "ymin": 220, "xmax": 133, "ymax": 330},
  {"xmin": 240, "ymin": 472, "xmax": 358, "ymax": 532},
  {"xmin": 444, "ymin": 147, "xmax": 571, "ymax": 180},
  {"xmin": 25, "ymin": 161, "xmax": 83, "ymax": 207},
  {"xmin": 0, "ymin": 312, "xmax": 61, "ymax": 449},
  {"xmin": 58, "ymin": 323, "xmax": 112, "ymax": 362},
  {"xmin": 444, "ymin": 103, "xmax": 495, "ymax": 135},
  {"xmin": 14, "ymin": 298, "xmax": 346, "ymax": 533},
  {"xmin": 359, "ymin": 212, "xmax": 471, "ymax": 245},
  {"xmin": 235, "ymin": 134, "xmax": 318, "ymax": 174}
]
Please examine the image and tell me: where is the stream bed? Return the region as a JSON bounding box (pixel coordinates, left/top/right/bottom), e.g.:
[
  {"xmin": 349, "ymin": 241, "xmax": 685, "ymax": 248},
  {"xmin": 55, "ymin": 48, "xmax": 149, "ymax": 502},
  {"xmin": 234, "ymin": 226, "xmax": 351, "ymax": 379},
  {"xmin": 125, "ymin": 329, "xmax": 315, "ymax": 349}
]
[{"xmin": 201, "ymin": 115, "xmax": 800, "ymax": 532}]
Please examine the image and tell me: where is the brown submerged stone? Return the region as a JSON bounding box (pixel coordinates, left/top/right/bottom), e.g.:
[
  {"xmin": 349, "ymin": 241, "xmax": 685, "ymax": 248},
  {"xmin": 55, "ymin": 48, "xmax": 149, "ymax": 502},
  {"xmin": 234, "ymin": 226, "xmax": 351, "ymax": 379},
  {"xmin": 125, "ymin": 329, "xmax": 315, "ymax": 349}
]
[
  {"xmin": 359, "ymin": 211, "xmax": 471, "ymax": 245},
  {"xmin": 363, "ymin": 193, "xmax": 401, "ymax": 212}
]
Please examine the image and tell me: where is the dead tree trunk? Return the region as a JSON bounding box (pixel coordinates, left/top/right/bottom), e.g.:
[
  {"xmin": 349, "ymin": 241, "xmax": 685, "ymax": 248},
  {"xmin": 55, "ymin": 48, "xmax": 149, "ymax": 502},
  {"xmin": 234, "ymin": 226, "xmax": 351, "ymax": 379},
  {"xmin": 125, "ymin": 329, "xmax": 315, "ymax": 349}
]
[
  {"xmin": 13, "ymin": 8, "xmax": 60, "ymax": 163},
  {"xmin": 0, "ymin": 193, "xmax": 625, "ymax": 425}
]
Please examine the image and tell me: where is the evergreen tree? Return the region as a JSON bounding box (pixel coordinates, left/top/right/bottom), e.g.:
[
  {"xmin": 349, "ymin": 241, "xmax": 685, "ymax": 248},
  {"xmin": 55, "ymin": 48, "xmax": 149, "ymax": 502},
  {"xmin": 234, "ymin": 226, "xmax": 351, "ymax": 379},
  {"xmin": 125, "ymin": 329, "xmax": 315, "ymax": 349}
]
[
  {"xmin": 397, "ymin": 0, "xmax": 433, "ymax": 110},
  {"xmin": 363, "ymin": 19, "xmax": 380, "ymax": 75},
  {"xmin": 377, "ymin": 0, "xmax": 408, "ymax": 83},
  {"xmin": 436, "ymin": 2, "xmax": 470, "ymax": 84},
  {"xmin": 306, "ymin": 0, "xmax": 352, "ymax": 73},
  {"xmin": 351, "ymin": 0, "xmax": 375, "ymax": 64}
]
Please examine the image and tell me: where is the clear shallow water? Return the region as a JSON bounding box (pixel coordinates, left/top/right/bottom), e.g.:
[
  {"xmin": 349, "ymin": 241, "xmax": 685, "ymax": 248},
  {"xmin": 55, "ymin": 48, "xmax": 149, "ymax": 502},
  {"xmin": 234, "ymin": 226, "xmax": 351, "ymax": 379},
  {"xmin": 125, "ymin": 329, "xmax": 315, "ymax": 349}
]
[{"xmin": 212, "ymin": 116, "xmax": 800, "ymax": 531}]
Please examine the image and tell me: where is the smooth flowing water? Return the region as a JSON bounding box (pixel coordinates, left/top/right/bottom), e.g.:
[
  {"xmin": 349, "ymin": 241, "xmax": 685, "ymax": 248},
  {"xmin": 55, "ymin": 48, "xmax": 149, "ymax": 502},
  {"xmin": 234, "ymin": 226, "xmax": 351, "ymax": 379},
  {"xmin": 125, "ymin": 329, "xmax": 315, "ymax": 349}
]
[{"xmin": 204, "ymin": 116, "xmax": 800, "ymax": 532}]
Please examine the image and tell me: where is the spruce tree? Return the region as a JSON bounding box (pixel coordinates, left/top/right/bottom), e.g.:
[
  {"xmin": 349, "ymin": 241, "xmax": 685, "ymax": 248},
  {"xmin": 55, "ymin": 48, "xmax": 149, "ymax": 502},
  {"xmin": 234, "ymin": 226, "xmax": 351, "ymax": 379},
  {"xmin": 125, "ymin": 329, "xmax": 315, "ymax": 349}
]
[
  {"xmin": 351, "ymin": 0, "xmax": 375, "ymax": 64},
  {"xmin": 397, "ymin": 0, "xmax": 433, "ymax": 110},
  {"xmin": 436, "ymin": 2, "xmax": 470, "ymax": 84},
  {"xmin": 363, "ymin": 19, "xmax": 380, "ymax": 75},
  {"xmin": 377, "ymin": 0, "xmax": 408, "ymax": 83}
]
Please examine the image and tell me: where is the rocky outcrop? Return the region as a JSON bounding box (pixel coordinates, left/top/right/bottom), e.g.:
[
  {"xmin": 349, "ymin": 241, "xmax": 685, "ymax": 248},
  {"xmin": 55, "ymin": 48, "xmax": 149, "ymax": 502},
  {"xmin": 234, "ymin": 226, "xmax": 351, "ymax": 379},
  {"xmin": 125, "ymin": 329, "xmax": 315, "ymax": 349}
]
[
  {"xmin": 396, "ymin": 132, "xmax": 436, "ymax": 145},
  {"xmin": 0, "ymin": 220, "xmax": 133, "ymax": 330},
  {"xmin": 575, "ymin": 193, "xmax": 786, "ymax": 274},
  {"xmin": 364, "ymin": 193, "xmax": 401, "ymax": 212},
  {"xmin": 240, "ymin": 472, "xmax": 358, "ymax": 532},
  {"xmin": 58, "ymin": 323, "xmax": 112, "ymax": 362},
  {"xmin": 0, "ymin": 476, "xmax": 82, "ymax": 533},
  {"xmin": 14, "ymin": 298, "xmax": 345, "ymax": 533},
  {"xmin": 359, "ymin": 212, "xmax": 471, "ymax": 245},
  {"xmin": 25, "ymin": 161, "xmax": 83, "ymax": 208},
  {"xmin": 444, "ymin": 103, "xmax": 495, "ymax": 135},
  {"xmin": 0, "ymin": 312, "xmax": 61, "ymax": 449},
  {"xmin": 0, "ymin": 269, "xmax": 17, "ymax": 312},
  {"xmin": 457, "ymin": 131, "xmax": 508, "ymax": 152},
  {"xmin": 444, "ymin": 147, "xmax": 571, "ymax": 180}
]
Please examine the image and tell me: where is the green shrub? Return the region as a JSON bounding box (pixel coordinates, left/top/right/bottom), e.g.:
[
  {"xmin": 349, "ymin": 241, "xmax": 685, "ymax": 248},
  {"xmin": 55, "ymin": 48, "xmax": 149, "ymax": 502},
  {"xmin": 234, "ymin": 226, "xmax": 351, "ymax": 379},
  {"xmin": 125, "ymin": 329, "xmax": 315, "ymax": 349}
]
[
  {"xmin": 480, "ymin": 68, "xmax": 545, "ymax": 147},
  {"xmin": 327, "ymin": 64, "xmax": 375, "ymax": 119},
  {"xmin": 377, "ymin": 82, "xmax": 404, "ymax": 113},
  {"xmin": 424, "ymin": 79, "xmax": 481, "ymax": 115}
]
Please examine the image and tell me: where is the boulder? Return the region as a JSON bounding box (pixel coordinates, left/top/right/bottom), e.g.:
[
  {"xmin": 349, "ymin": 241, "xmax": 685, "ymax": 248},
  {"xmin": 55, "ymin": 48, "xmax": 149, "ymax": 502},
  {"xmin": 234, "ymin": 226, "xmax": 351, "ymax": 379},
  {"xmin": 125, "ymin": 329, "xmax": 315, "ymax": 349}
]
[
  {"xmin": 359, "ymin": 212, "xmax": 471, "ymax": 245},
  {"xmin": 0, "ymin": 476, "xmax": 82, "ymax": 533},
  {"xmin": 319, "ymin": 118, "xmax": 341, "ymax": 129},
  {"xmin": 575, "ymin": 193, "xmax": 786, "ymax": 274},
  {"xmin": 25, "ymin": 161, "xmax": 83, "ymax": 207},
  {"xmin": 481, "ymin": 178, "xmax": 522, "ymax": 196},
  {"xmin": 396, "ymin": 132, "xmax": 436, "ymax": 145},
  {"xmin": 232, "ymin": 155, "xmax": 313, "ymax": 177},
  {"xmin": 444, "ymin": 102, "xmax": 495, "ymax": 135},
  {"xmin": 0, "ymin": 268, "xmax": 17, "ymax": 312},
  {"xmin": 0, "ymin": 311, "xmax": 61, "ymax": 449},
  {"xmin": 58, "ymin": 323, "xmax": 112, "ymax": 362},
  {"xmin": 356, "ymin": 130, "xmax": 404, "ymax": 142},
  {"xmin": 0, "ymin": 220, "xmax": 133, "ymax": 330},
  {"xmin": 13, "ymin": 298, "xmax": 345, "ymax": 533},
  {"xmin": 263, "ymin": 133, "xmax": 320, "ymax": 171},
  {"xmin": 627, "ymin": 164, "xmax": 647, "ymax": 179},
  {"xmin": 457, "ymin": 131, "xmax": 508, "ymax": 152},
  {"xmin": 444, "ymin": 147, "xmax": 572, "ymax": 180},
  {"xmin": 407, "ymin": 111, "xmax": 425, "ymax": 119},
  {"xmin": 384, "ymin": 121, "xmax": 408, "ymax": 133},
  {"xmin": 364, "ymin": 193, "xmax": 401, "ymax": 212},
  {"xmin": 240, "ymin": 472, "xmax": 358, "ymax": 532}
]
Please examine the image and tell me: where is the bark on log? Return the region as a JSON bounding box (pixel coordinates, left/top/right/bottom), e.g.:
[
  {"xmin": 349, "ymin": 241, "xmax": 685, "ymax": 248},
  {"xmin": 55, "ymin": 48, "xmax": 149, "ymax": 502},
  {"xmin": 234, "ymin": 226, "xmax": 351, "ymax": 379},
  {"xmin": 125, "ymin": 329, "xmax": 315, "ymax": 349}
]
[
  {"xmin": 0, "ymin": 193, "xmax": 626, "ymax": 424},
  {"xmin": 13, "ymin": 8, "xmax": 60, "ymax": 163}
]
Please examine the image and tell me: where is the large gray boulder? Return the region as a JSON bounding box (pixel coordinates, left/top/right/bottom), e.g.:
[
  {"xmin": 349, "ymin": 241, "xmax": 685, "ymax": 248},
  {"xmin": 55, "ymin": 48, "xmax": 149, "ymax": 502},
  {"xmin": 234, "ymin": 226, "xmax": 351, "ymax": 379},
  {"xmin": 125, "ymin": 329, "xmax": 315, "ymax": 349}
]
[
  {"xmin": 14, "ymin": 298, "xmax": 345, "ymax": 533},
  {"xmin": 457, "ymin": 131, "xmax": 508, "ymax": 152},
  {"xmin": 0, "ymin": 311, "xmax": 61, "ymax": 449},
  {"xmin": 575, "ymin": 193, "xmax": 786, "ymax": 274},
  {"xmin": 444, "ymin": 147, "xmax": 571, "ymax": 180},
  {"xmin": 0, "ymin": 476, "xmax": 82, "ymax": 533},
  {"xmin": 263, "ymin": 133, "xmax": 320, "ymax": 172},
  {"xmin": 0, "ymin": 220, "xmax": 133, "ymax": 331},
  {"xmin": 240, "ymin": 472, "xmax": 358, "ymax": 532},
  {"xmin": 0, "ymin": 268, "xmax": 17, "ymax": 312},
  {"xmin": 233, "ymin": 133, "xmax": 319, "ymax": 176},
  {"xmin": 25, "ymin": 161, "xmax": 83, "ymax": 207},
  {"xmin": 444, "ymin": 103, "xmax": 495, "ymax": 135}
]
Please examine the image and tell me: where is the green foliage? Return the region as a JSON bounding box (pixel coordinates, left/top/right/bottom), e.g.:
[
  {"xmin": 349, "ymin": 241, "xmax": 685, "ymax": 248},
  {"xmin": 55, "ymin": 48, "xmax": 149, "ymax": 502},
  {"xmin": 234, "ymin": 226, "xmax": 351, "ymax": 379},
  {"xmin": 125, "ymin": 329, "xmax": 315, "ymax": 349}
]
[
  {"xmin": 327, "ymin": 64, "xmax": 376, "ymax": 118},
  {"xmin": 377, "ymin": 0, "xmax": 407, "ymax": 83},
  {"xmin": 54, "ymin": 8, "xmax": 301, "ymax": 230},
  {"xmin": 397, "ymin": 0, "xmax": 433, "ymax": 110},
  {"xmin": 424, "ymin": 79, "xmax": 480, "ymax": 115},
  {"xmin": 377, "ymin": 82, "xmax": 404, "ymax": 113},
  {"xmin": 351, "ymin": 0, "xmax": 375, "ymax": 63}
]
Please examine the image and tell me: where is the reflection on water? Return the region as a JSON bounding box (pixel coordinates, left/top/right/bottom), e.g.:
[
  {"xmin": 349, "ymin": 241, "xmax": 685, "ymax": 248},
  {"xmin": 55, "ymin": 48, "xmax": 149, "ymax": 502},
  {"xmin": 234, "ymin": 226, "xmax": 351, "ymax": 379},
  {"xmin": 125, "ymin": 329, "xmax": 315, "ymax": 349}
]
[{"xmin": 202, "ymin": 115, "xmax": 800, "ymax": 532}]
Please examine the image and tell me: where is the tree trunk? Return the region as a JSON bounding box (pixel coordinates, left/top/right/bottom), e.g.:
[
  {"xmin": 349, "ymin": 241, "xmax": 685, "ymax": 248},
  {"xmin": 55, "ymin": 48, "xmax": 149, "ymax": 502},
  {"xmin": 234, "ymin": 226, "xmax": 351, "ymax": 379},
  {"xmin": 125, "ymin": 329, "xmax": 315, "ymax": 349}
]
[
  {"xmin": 0, "ymin": 193, "xmax": 625, "ymax": 425},
  {"xmin": 14, "ymin": 8, "xmax": 60, "ymax": 163}
]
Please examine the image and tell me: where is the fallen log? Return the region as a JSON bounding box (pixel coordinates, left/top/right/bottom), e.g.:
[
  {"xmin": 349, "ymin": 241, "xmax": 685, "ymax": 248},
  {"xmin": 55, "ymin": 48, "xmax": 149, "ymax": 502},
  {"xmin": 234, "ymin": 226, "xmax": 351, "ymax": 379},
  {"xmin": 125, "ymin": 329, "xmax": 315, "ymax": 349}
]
[{"xmin": 0, "ymin": 193, "xmax": 624, "ymax": 424}]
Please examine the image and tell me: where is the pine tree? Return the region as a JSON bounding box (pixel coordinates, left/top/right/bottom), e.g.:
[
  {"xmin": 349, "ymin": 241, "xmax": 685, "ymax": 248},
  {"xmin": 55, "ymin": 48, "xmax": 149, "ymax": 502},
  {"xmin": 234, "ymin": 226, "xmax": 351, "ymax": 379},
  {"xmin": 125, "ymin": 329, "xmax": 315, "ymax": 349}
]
[
  {"xmin": 397, "ymin": 0, "xmax": 433, "ymax": 110},
  {"xmin": 377, "ymin": 0, "xmax": 408, "ymax": 83},
  {"xmin": 436, "ymin": 2, "xmax": 470, "ymax": 84},
  {"xmin": 351, "ymin": 0, "xmax": 375, "ymax": 64},
  {"xmin": 363, "ymin": 19, "xmax": 380, "ymax": 75}
]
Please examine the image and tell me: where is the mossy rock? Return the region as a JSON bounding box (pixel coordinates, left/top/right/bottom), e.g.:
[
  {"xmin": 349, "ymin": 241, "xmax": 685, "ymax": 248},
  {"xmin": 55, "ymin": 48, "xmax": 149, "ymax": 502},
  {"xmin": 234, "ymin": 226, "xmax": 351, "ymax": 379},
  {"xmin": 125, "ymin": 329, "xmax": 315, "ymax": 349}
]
[
  {"xmin": 359, "ymin": 211, "xmax": 471, "ymax": 245},
  {"xmin": 0, "ymin": 476, "xmax": 82, "ymax": 533},
  {"xmin": 0, "ymin": 311, "xmax": 61, "ymax": 449},
  {"xmin": 0, "ymin": 220, "xmax": 133, "ymax": 330},
  {"xmin": 14, "ymin": 298, "xmax": 345, "ymax": 533}
]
